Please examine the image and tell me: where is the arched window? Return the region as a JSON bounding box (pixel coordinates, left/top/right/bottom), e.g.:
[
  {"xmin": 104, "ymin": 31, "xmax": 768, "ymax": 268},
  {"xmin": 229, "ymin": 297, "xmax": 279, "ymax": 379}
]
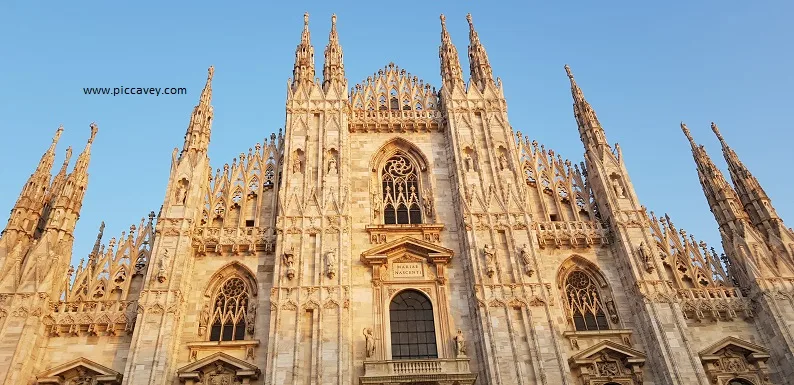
[
  {"xmin": 209, "ymin": 277, "xmax": 250, "ymax": 341},
  {"xmin": 390, "ymin": 290, "xmax": 437, "ymax": 360},
  {"xmin": 564, "ymin": 270, "xmax": 609, "ymax": 331},
  {"xmin": 382, "ymin": 154, "xmax": 422, "ymax": 225}
]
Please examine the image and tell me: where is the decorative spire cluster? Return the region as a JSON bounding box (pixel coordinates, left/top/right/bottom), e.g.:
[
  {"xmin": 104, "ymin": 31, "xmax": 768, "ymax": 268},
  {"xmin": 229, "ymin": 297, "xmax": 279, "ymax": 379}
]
[
  {"xmin": 293, "ymin": 12, "xmax": 316, "ymax": 88},
  {"xmin": 322, "ymin": 14, "xmax": 345, "ymax": 91},
  {"xmin": 679, "ymin": 121, "xmax": 748, "ymax": 228},
  {"xmin": 565, "ymin": 65, "xmax": 609, "ymax": 151},
  {"xmin": 2, "ymin": 126, "xmax": 65, "ymax": 240},
  {"xmin": 181, "ymin": 67, "xmax": 214, "ymax": 157},
  {"xmin": 466, "ymin": 13, "xmax": 494, "ymax": 90},
  {"xmin": 439, "ymin": 14, "xmax": 463, "ymax": 86},
  {"xmin": 711, "ymin": 122, "xmax": 780, "ymax": 227}
]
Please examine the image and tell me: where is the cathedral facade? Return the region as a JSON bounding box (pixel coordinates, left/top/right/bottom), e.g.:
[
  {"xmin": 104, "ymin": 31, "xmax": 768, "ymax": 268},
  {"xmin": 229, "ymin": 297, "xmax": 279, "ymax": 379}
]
[{"xmin": 1, "ymin": 12, "xmax": 794, "ymax": 385}]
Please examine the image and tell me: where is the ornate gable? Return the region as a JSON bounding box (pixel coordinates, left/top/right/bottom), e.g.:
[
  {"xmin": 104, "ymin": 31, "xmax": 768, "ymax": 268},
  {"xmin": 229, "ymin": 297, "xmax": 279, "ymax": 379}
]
[
  {"xmin": 349, "ymin": 63, "xmax": 441, "ymax": 132},
  {"xmin": 569, "ymin": 340, "xmax": 646, "ymax": 385},
  {"xmin": 36, "ymin": 357, "xmax": 122, "ymax": 385},
  {"xmin": 176, "ymin": 352, "xmax": 260, "ymax": 384},
  {"xmin": 699, "ymin": 337, "xmax": 771, "ymax": 385},
  {"xmin": 361, "ymin": 236, "xmax": 454, "ymax": 285}
]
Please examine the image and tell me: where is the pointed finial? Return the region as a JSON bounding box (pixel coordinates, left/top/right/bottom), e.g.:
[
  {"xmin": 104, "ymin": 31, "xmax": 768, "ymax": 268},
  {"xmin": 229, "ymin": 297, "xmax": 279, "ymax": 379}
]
[
  {"xmin": 711, "ymin": 121, "xmax": 727, "ymax": 146},
  {"xmin": 53, "ymin": 125, "xmax": 64, "ymax": 143},
  {"xmin": 466, "ymin": 13, "xmax": 473, "ymax": 26},
  {"xmin": 680, "ymin": 121, "xmax": 696, "ymax": 146},
  {"xmin": 88, "ymin": 122, "xmax": 98, "ymax": 144},
  {"xmin": 207, "ymin": 66, "xmax": 214, "ymax": 81},
  {"xmin": 440, "ymin": 14, "xmax": 446, "ymax": 25},
  {"xmin": 304, "ymin": 12, "xmax": 309, "ymax": 26},
  {"xmin": 564, "ymin": 64, "xmax": 574, "ymax": 80},
  {"xmin": 331, "ymin": 13, "xmax": 337, "ymax": 25}
]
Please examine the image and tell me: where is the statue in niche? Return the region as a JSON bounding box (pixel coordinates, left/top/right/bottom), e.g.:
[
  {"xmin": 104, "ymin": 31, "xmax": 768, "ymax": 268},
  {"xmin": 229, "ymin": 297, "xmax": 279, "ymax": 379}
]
[
  {"xmin": 606, "ymin": 300, "xmax": 619, "ymax": 323},
  {"xmin": 328, "ymin": 156, "xmax": 338, "ymax": 174},
  {"xmin": 283, "ymin": 246, "xmax": 296, "ymax": 280},
  {"xmin": 464, "ymin": 154, "xmax": 474, "ymax": 172},
  {"xmin": 364, "ymin": 328, "xmax": 376, "ymax": 358},
  {"xmin": 175, "ymin": 181, "xmax": 188, "ymax": 205},
  {"xmin": 519, "ymin": 244, "xmax": 534, "ymax": 276},
  {"xmin": 422, "ymin": 189, "xmax": 434, "ymax": 220},
  {"xmin": 292, "ymin": 156, "xmax": 302, "ymax": 173},
  {"xmin": 611, "ymin": 177, "xmax": 625, "ymax": 198},
  {"xmin": 637, "ymin": 242, "xmax": 654, "ymax": 273},
  {"xmin": 246, "ymin": 302, "xmax": 256, "ymax": 335},
  {"xmin": 372, "ymin": 193, "xmax": 382, "ymax": 219},
  {"xmin": 454, "ymin": 329, "xmax": 467, "ymax": 357},
  {"xmin": 498, "ymin": 153, "xmax": 509, "ymax": 171},
  {"xmin": 198, "ymin": 304, "xmax": 210, "ymax": 336},
  {"xmin": 483, "ymin": 244, "xmax": 497, "ymax": 277},
  {"xmin": 325, "ymin": 249, "xmax": 337, "ymax": 279},
  {"xmin": 156, "ymin": 250, "xmax": 169, "ymax": 283}
]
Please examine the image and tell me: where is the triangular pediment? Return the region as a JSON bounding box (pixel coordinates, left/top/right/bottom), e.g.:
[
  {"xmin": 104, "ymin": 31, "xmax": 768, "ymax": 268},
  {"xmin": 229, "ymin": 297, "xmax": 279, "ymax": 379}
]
[
  {"xmin": 177, "ymin": 352, "xmax": 259, "ymax": 375},
  {"xmin": 569, "ymin": 340, "xmax": 646, "ymax": 366},
  {"xmin": 699, "ymin": 336, "xmax": 769, "ymax": 359},
  {"xmin": 37, "ymin": 357, "xmax": 122, "ymax": 384},
  {"xmin": 361, "ymin": 236, "xmax": 453, "ymax": 264}
]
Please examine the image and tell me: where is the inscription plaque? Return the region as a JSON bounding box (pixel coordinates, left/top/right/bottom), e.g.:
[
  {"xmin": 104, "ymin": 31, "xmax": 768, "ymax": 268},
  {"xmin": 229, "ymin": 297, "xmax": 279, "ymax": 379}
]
[{"xmin": 392, "ymin": 262, "xmax": 423, "ymax": 278}]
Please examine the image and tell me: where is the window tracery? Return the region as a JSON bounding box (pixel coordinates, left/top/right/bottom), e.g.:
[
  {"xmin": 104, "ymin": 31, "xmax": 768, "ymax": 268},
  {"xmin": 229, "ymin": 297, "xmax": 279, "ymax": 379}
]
[
  {"xmin": 209, "ymin": 277, "xmax": 250, "ymax": 341},
  {"xmin": 381, "ymin": 154, "xmax": 422, "ymax": 225},
  {"xmin": 564, "ymin": 270, "xmax": 610, "ymax": 331}
]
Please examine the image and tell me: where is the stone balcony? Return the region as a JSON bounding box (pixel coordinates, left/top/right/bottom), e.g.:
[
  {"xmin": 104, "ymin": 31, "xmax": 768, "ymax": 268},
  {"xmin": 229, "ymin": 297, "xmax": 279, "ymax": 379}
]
[{"xmin": 360, "ymin": 358, "xmax": 477, "ymax": 385}]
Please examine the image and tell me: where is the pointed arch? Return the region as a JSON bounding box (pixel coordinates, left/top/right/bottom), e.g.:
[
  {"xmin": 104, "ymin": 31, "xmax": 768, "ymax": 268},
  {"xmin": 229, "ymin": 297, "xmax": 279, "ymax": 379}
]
[
  {"xmin": 369, "ymin": 137, "xmax": 429, "ymax": 172},
  {"xmin": 203, "ymin": 261, "xmax": 258, "ymax": 299},
  {"xmin": 557, "ymin": 255, "xmax": 615, "ymax": 331}
]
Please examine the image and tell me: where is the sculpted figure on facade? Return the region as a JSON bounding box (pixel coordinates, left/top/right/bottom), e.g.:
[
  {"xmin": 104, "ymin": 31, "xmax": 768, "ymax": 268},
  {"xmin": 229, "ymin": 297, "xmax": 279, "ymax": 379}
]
[
  {"xmin": 364, "ymin": 328, "xmax": 375, "ymax": 358},
  {"xmin": 283, "ymin": 246, "xmax": 296, "ymax": 280},
  {"xmin": 328, "ymin": 156, "xmax": 338, "ymax": 174},
  {"xmin": 483, "ymin": 244, "xmax": 497, "ymax": 277},
  {"xmin": 454, "ymin": 329, "xmax": 466, "ymax": 357},
  {"xmin": 372, "ymin": 192, "xmax": 381, "ymax": 220},
  {"xmin": 519, "ymin": 243, "xmax": 534, "ymax": 276},
  {"xmin": 325, "ymin": 249, "xmax": 337, "ymax": 279}
]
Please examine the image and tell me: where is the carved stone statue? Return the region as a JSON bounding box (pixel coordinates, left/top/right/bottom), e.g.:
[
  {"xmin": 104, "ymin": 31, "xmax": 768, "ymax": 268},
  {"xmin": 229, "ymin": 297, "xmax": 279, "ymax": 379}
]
[
  {"xmin": 175, "ymin": 182, "xmax": 188, "ymax": 205},
  {"xmin": 519, "ymin": 244, "xmax": 534, "ymax": 276},
  {"xmin": 292, "ymin": 156, "xmax": 302, "ymax": 173},
  {"xmin": 454, "ymin": 329, "xmax": 466, "ymax": 356},
  {"xmin": 198, "ymin": 304, "xmax": 210, "ymax": 336},
  {"xmin": 483, "ymin": 244, "xmax": 497, "ymax": 277},
  {"xmin": 283, "ymin": 248, "xmax": 296, "ymax": 280},
  {"xmin": 611, "ymin": 177, "xmax": 625, "ymax": 198},
  {"xmin": 328, "ymin": 157, "xmax": 338, "ymax": 174},
  {"xmin": 498, "ymin": 154, "xmax": 509, "ymax": 171},
  {"xmin": 422, "ymin": 190, "xmax": 434, "ymax": 220},
  {"xmin": 464, "ymin": 154, "xmax": 473, "ymax": 172},
  {"xmin": 638, "ymin": 242, "xmax": 654, "ymax": 273},
  {"xmin": 372, "ymin": 193, "xmax": 382, "ymax": 219},
  {"xmin": 364, "ymin": 328, "xmax": 375, "ymax": 358},
  {"xmin": 156, "ymin": 250, "xmax": 170, "ymax": 283},
  {"xmin": 246, "ymin": 303, "xmax": 256, "ymax": 335},
  {"xmin": 325, "ymin": 249, "xmax": 337, "ymax": 279}
]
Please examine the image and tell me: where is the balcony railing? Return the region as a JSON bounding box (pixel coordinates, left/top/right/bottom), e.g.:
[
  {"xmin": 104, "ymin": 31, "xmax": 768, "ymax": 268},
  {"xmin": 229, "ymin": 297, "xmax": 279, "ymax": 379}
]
[{"xmin": 361, "ymin": 358, "xmax": 477, "ymax": 384}]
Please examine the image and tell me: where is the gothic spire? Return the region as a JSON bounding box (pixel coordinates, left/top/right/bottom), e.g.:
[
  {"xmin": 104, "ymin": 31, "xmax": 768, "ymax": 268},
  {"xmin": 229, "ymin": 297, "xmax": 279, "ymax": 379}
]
[
  {"xmin": 88, "ymin": 221, "xmax": 105, "ymax": 266},
  {"xmin": 439, "ymin": 14, "xmax": 463, "ymax": 87},
  {"xmin": 322, "ymin": 13, "xmax": 345, "ymax": 91},
  {"xmin": 181, "ymin": 66, "xmax": 214, "ymax": 157},
  {"xmin": 711, "ymin": 122, "xmax": 782, "ymax": 228},
  {"xmin": 292, "ymin": 12, "xmax": 316, "ymax": 88},
  {"xmin": 466, "ymin": 13, "xmax": 494, "ymax": 90},
  {"xmin": 680, "ymin": 122, "xmax": 748, "ymax": 230},
  {"xmin": 1, "ymin": 126, "xmax": 64, "ymax": 239},
  {"xmin": 565, "ymin": 65, "xmax": 610, "ymax": 152}
]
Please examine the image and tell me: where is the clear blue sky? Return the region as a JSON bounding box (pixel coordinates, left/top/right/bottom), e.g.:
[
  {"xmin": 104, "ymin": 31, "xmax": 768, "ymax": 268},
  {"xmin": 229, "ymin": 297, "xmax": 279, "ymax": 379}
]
[{"xmin": 1, "ymin": 1, "xmax": 792, "ymax": 267}]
